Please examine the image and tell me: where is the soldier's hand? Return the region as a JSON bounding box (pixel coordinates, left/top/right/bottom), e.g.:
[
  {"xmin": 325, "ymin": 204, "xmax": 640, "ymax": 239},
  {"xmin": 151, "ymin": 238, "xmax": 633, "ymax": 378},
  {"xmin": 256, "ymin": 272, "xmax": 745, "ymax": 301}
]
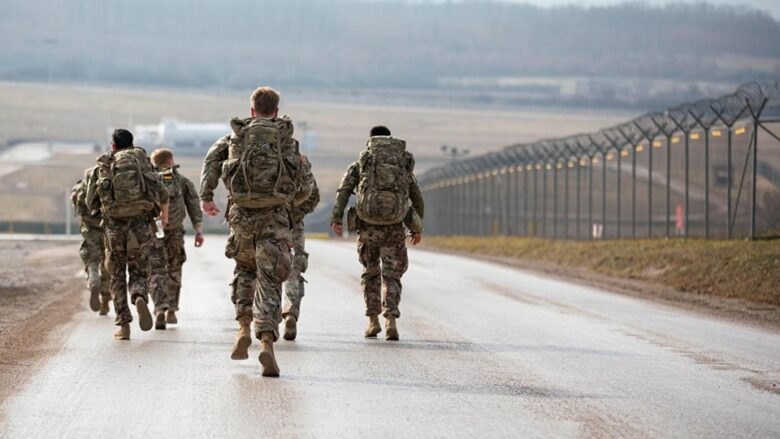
[
  {"xmin": 195, "ymin": 232, "xmax": 204, "ymax": 248},
  {"xmin": 411, "ymin": 233, "xmax": 422, "ymax": 246},
  {"xmin": 201, "ymin": 200, "xmax": 220, "ymax": 216},
  {"xmin": 331, "ymin": 222, "xmax": 343, "ymax": 236}
]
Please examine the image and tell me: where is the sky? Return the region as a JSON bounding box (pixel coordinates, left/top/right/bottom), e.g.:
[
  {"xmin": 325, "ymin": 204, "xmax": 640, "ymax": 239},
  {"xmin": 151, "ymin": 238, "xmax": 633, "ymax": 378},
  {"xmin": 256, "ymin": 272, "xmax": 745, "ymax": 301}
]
[{"xmin": 389, "ymin": 0, "xmax": 780, "ymax": 18}]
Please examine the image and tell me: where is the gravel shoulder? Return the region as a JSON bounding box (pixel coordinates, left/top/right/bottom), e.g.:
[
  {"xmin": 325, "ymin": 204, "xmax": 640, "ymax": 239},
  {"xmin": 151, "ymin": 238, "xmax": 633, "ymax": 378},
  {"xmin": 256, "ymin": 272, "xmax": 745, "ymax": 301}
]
[{"xmin": 0, "ymin": 240, "xmax": 84, "ymax": 409}]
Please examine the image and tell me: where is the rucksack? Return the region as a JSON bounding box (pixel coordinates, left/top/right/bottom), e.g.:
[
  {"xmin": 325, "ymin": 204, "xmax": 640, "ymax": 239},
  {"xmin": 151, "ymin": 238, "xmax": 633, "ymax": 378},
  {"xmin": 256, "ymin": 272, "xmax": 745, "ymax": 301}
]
[
  {"xmin": 356, "ymin": 136, "xmax": 411, "ymax": 225},
  {"xmin": 94, "ymin": 147, "xmax": 159, "ymax": 218},
  {"xmin": 223, "ymin": 116, "xmax": 301, "ymax": 209}
]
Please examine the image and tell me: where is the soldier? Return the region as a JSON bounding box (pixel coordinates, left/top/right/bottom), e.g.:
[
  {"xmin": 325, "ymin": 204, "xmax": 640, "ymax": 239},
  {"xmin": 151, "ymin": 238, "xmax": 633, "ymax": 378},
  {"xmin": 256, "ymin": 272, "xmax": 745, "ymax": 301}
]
[
  {"xmin": 149, "ymin": 148, "xmax": 205, "ymax": 329},
  {"xmin": 200, "ymin": 86, "xmax": 313, "ymax": 376},
  {"xmin": 282, "ymin": 159, "xmax": 319, "ymax": 341},
  {"xmin": 85, "ymin": 129, "xmax": 170, "ymax": 340},
  {"xmin": 330, "ymin": 125, "xmax": 424, "ymax": 341},
  {"xmin": 71, "ymin": 166, "xmax": 111, "ymax": 315}
]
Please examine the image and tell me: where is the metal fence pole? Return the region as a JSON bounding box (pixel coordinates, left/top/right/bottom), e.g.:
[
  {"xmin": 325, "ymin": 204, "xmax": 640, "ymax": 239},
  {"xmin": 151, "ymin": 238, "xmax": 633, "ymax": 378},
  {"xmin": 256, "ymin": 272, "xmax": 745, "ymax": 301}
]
[
  {"xmin": 576, "ymin": 159, "xmax": 582, "ymax": 240},
  {"xmin": 727, "ymin": 129, "xmax": 733, "ymax": 239},
  {"xmin": 617, "ymin": 148, "xmax": 622, "ymax": 239},
  {"xmin": 601, "ymin": 152, "xmax": 607, "ymax": 239},
  {"xmin": 553, "ymin": 163, "xmax": 558, "ymax": 239},
  {"xmin": 564, "ymin": 161, "xmax": 570, "ymax": 239},
  {"xmin": 665, "ymin": 135, "xmax": 671, "ymax": 238},
  {"xmin": 588, "ymin": 156, "xmax": 594, "ymax": 240}
]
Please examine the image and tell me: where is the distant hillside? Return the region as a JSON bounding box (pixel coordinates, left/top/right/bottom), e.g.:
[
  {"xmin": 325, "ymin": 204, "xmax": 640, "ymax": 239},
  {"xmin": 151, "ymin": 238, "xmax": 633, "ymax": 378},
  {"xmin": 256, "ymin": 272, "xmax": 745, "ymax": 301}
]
[{"xmin": 1, "ymin": 1, "xmax": 778, "ymax": 95}]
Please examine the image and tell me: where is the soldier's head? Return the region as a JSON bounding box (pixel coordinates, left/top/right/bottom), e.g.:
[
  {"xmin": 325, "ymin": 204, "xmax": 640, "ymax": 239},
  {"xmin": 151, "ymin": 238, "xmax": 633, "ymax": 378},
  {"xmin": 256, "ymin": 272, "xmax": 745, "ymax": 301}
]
[
  {"xmin": 250, "ymin": 87, "xmax": 280, "ymax": 118},
  {"xmin": 111, "ymin": 129, "xmax": 133, "ymax": 151},
  {"xmin": 151, "ymin": 148, "xmax": 174, "ymax": 169},
  {"xmin": 370, "ymin": 126, "xmax": 391, "ymax": 137}
]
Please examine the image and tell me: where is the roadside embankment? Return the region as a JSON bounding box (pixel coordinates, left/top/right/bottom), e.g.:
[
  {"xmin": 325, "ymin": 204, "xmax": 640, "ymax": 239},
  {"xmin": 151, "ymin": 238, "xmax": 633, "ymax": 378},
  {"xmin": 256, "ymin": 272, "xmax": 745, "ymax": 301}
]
[
  {"xmin": 424, "ymin": 236, "xmax": 780, "ymax": 325},
  {"xmin": 0, "ymin": 239, "xmax": 83, "ymax": 406}
]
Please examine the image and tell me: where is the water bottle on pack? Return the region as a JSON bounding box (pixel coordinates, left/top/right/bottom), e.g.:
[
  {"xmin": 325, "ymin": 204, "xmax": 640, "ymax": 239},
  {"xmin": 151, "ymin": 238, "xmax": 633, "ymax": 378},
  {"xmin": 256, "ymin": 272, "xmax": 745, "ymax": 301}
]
[{"xmin": 155, "ymin": 218, "xmax": 165, "ymax": 239}]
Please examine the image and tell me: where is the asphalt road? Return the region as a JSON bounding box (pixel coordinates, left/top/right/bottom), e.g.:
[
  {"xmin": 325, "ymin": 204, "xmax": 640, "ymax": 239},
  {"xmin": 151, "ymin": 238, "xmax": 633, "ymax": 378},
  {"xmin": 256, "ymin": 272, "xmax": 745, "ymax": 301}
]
[{"xmin": 1, "ymin": 237, "xmax": 779, "ymax": 438}]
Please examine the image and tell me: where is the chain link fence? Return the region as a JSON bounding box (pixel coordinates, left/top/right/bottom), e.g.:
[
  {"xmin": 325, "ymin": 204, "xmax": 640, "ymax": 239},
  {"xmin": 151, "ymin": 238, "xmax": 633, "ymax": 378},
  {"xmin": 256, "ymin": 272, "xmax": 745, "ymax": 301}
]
[{"xmin": 419, "ymin": 81, "xmax": 780, "ymax": 240}]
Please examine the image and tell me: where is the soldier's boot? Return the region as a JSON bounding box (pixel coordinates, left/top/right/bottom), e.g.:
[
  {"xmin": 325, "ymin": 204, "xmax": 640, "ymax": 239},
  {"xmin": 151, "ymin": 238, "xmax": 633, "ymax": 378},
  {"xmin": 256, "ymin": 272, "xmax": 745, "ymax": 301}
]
[
  {"xmin": 283, "ymin": 315, "xmax": 297, "ymax": 341},
  {"xmin": 155, "ymin": 311, "xmax": 167, "ymax": 330},
  {"xmin": 230, "ymin": 318, "xmax": 252, "ymax": 360},
  {"xmin": 87, "ymin": 264, "xmax": 101, "ymax": 312},
  {"xmin": 134, "ymin": 297, "xmax": 153, "ymax": 331},
  {"xmin": 364, "ymin": 315, "xmax": 381, "ymax": 338},
  {"xmin": 166, "ymin": 310, "xmax": 178, "ymax": 324},
  {"xmin": 385, "ymin": 317, "xmax": 399, "ymax": 341},
  {"xmin": 259, "ymin": 332, "xmax": 280, "ymax": 377},
  {"xmin": 98, "ymin": 297, "xmax": 110, "ymax": 316},
  {"xmin": 114, "ymin": 323, "xmax": 130, "ymax": 340}
]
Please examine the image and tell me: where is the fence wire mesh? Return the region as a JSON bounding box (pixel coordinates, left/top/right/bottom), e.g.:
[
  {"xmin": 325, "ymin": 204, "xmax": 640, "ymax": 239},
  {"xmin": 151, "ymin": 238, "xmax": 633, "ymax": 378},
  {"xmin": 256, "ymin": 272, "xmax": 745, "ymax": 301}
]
[{"xmin": 419, "ymin": 81, "xmax": 780, "ymax": 240}]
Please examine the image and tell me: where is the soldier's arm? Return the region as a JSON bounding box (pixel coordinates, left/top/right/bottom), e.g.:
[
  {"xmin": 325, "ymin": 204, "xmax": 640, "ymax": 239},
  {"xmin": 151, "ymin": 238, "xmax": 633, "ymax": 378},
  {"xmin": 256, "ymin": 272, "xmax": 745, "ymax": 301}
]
[
  {"xmin": 199, "ymin": 135, "xmax": 230, "ymax": 202},
  {"xmin": 182, "ymin": 175, "xmax": 204, "ymax": 230},
  {"xmin": 293, "ymin": 152, "xmax": 314, "ymax": 206},
  {"xmin": 84, "ymin": 170, "xmax": 100, "ymax": 212},
  {"xmin": 330, "ymin": 162, "xmax": 360, "ymax": 225},
  {"xmin": 408, "ymin": 176, "xmax": 425, "ymax": 221}
]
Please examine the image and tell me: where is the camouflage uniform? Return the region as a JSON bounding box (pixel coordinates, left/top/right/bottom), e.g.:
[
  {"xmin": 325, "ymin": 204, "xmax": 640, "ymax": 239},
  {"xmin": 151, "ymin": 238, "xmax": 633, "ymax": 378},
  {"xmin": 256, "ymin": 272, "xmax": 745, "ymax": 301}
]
[
  {"xmin": 283, "ymin": 173, "xmax": 320, "ymax": 321},
  {"xmin": 71, "ymin": 171, "xmax": 110, "ymax": 303},
  {"xmin": 200, "ymin": 123, "xmax": 314, "ymax": 341},
  {"xmin": 150, "ymin": 165, "xmax": 202, "ymax": 312},
  {"xmin": 331, "ymin": 152, "xmax": 424, "ymax": 319},
  {"xmin": 86, "ymin": 147, "xmax": 169, "ymax": 326}
]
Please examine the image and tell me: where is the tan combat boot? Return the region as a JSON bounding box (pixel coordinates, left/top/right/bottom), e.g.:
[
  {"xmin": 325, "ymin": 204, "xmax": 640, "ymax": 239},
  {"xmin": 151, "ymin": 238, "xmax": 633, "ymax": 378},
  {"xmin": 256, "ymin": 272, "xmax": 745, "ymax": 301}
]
[
  {"xmin": 385, "ymin": 317, "xmax": 399, "ymax": 341},
  {"xmin": 114, "ymin": 323, "xmax": 130, "ymax": 340},
  {"xmin": 87, "ymin": 264, "xmax": 101, "ymax": 312},
  {"xmin": 283, "ymin": 315, "xmax": 297, "ymax": 341},
  {"xmin": 259, "ymin": 332, "xmax": 280, "ymax": 377},
  {"xmin": 165, "ymin": 310, "xmax": 177, "ymax": 324},
  {"xmin": 364, "ymin": 315, "xmax": 381, "ymax": 338},
  {"xmin": 98, "ymin": 298, "xmax": 110, "ymax": 316},
  {"xmin": 155, "ymin": 311, "xmax": 166, "ymax": 330},
  {"xmin": 230, "ymin": 318, "xmax": 252, "ymax": 360},
  {"xmin": 134, "ymin": 297, "xmax": 153, "ymax": 331}
]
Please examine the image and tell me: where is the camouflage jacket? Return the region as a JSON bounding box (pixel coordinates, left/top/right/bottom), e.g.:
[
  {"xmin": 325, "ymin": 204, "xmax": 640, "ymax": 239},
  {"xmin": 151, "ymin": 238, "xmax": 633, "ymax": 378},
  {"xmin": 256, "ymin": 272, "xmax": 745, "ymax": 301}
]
[
  {"xmin": 157, "ymin": 165, "xmax": 202, "ymax": 230},
  {"xmin": 331, "ymin": 148, "xmax": 424, "ymax": 231},
  {"xmin": 200, "ymin": 124, "xmax": 315, "ymax": 212},
  {"xmin": 71, "ymin": 167, "xmax": 102, "ymax": 228}
]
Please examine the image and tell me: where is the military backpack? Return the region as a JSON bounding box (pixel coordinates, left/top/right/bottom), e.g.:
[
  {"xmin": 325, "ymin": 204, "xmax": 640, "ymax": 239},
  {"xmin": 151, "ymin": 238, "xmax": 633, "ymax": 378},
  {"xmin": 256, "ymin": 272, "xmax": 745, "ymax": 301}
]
[
  {"xmin": 222, "ymin": 116, "xmax": 301, "ymax": 209},
  {"xmin": 356, "ymin": 136, "xmax": 411, "ymax": 225},
  {"xmin": 94, "ymin": 147, "xmax": 159, "ymax": 218}
]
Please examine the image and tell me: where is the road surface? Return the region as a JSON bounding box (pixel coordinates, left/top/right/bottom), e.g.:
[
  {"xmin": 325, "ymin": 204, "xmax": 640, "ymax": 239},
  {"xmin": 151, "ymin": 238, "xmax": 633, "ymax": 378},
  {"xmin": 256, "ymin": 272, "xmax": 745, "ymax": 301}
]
[{"xmin": 1, "ymin": 238, "xmax": 779, "ymax": 438}]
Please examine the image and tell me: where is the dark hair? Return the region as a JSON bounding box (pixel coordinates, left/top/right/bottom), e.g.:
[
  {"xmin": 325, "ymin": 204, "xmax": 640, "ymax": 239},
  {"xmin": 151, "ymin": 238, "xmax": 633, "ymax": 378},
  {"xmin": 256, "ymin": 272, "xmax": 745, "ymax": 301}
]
[
  {"xmin": 370, "ymin": 125, "xmax": 391, "ymax": 137},
  {"xmin": 112, "ymin": 129, "xmax": 134, "ymax": 149}
]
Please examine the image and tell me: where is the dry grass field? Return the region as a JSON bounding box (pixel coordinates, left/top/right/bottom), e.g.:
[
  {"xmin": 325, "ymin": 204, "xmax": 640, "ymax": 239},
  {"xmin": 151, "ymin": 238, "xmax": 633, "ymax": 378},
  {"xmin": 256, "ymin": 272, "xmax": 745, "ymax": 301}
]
[{"xmin": 0, "ymin": 81, "xmax": 631, "ymax": 228}]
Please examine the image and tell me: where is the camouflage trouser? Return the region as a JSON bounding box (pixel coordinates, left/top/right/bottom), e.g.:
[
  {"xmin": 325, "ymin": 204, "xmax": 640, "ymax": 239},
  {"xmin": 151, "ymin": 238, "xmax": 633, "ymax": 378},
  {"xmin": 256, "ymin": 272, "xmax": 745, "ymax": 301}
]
[
  {"xmin": 282, "ymin": 220, "xmax": 307, "ymax": 321},
  {"xmin": 105, "ymin": 216, "xmax": 154, "ymax": 325},
  {"xmin": 148, "ymin": 232, "xmax": 171, "ymax": 313},
  {"xmin": 357, "ymin": 222, "xmax": 408, "ymax": 319},
  {"xmin": 226, "ymin": 206, "xmax": 292, "ymax": 341},
  {"xmin": 162, "ymin": 228, "xmax": 187, "ymax": 311},
  {"xmin": 79, "ymin": 223, "xmax": 110, "ymax": 300}
]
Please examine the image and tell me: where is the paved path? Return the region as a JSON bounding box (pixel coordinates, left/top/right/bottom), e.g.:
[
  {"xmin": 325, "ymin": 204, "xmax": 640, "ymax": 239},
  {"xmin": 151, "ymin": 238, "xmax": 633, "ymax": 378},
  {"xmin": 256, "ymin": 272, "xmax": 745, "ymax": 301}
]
[{"xmin": 1, "ymin": 238, "xmax": 778, "ymax": 438}]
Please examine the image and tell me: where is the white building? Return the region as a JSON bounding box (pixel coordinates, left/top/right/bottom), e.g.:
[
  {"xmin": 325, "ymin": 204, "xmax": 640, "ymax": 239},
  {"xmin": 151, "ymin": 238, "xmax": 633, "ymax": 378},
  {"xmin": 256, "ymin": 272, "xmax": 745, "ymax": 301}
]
[{"xmin": 132, "ymin": 119, "xmax": 230, "ymax": 154}]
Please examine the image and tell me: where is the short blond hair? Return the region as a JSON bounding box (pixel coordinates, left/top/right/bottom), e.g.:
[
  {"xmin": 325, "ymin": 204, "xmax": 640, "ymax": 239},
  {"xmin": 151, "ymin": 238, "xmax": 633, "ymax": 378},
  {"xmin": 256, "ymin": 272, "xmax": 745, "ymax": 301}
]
[
  {"xmin": 151, "ymin": 148, "xmax": 174, "ymax": 167},
  {"xmin": 251, "ymin": 86, "xmax": 280, "ymax": 116}
]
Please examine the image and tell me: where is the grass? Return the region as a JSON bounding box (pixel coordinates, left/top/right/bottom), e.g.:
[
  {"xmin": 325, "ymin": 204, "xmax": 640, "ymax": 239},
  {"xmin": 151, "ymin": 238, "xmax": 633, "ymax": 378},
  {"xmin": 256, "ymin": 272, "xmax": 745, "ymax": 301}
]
[{"xmin": 425, "ymin": 236, "xmax": 780, "ymax": 306}]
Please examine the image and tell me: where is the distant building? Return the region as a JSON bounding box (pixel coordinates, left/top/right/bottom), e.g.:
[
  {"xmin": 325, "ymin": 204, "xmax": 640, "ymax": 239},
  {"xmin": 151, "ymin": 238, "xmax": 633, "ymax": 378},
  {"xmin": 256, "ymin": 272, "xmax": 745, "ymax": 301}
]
[
  {"xmin": 131, "ymin": 119, "xmax": 230, "ymax": 154},
  {"xmin": 121, "ymin": 118, "xmax": 320, "ymax": 155}
]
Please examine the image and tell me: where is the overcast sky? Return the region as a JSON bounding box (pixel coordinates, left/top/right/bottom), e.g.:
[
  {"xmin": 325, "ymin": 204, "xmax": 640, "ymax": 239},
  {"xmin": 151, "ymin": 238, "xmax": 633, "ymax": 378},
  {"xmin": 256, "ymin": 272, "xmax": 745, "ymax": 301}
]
[{"xmin": 396, "ymin": 0, "xmax": 779, "ymax": 18}]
